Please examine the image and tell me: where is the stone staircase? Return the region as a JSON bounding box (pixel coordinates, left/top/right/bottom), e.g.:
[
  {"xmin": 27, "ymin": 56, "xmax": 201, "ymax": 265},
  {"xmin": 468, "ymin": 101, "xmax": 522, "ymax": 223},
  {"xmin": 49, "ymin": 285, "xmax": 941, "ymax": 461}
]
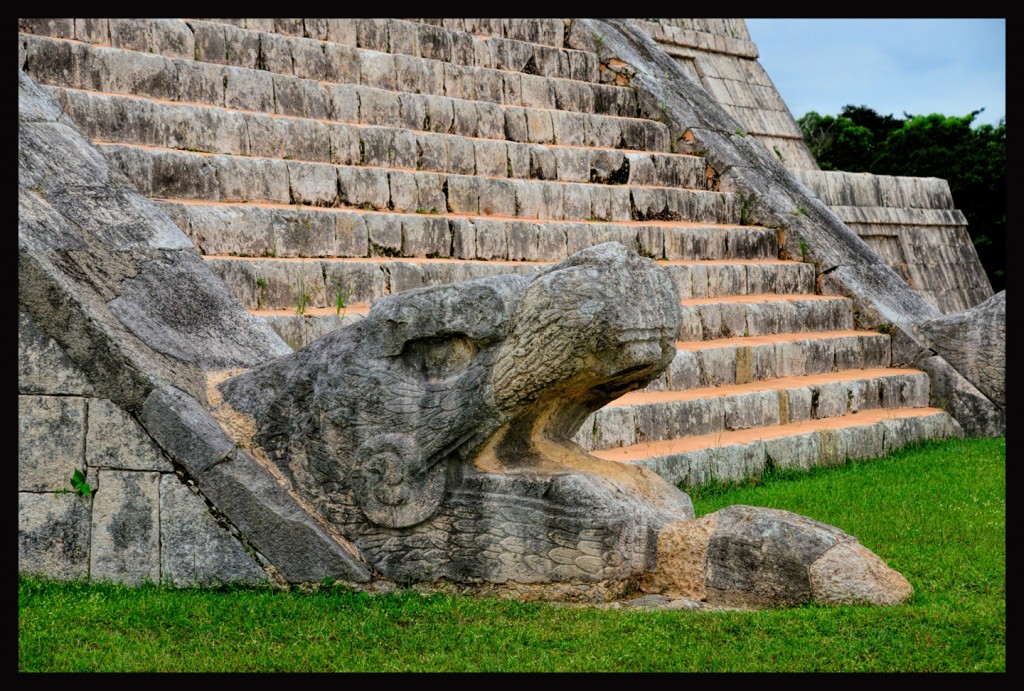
[{"xmin": 18, "ymin": 17, "xmax": 961, "ymax": 490}]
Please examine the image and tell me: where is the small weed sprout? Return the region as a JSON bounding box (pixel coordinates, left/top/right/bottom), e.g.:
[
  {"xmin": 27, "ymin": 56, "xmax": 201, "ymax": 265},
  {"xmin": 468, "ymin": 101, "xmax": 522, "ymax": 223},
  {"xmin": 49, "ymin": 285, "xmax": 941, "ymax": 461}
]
[
  {"xmin": 294, "ymin": 274, "xmax": 311, "ymax": 316},
  {"xmin": 799, "ymin": 238, "xmax": 810, "ymax": 262},
  {"xmin": 55, "ymin": 469, "xmax": 94, "ymax": 497},
  {"xmin": 333, "ymin": 281, "xmax": 354, "ymax": 315},
  {"xmin": 734, "ymin": 128, "xmax": 747, "ymax": 138}
]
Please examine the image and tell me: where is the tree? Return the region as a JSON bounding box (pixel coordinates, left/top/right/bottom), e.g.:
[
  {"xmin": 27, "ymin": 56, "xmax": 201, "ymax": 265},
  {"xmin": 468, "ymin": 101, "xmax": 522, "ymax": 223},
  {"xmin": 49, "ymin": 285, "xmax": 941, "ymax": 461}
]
[{"xmin": 799, "ymin": 106, "xmax": 1005, "ymax": 292}]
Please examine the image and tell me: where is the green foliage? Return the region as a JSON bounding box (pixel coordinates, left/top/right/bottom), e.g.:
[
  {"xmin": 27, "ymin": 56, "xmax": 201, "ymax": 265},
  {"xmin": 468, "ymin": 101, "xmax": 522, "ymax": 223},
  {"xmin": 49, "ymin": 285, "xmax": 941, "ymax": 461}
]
[
  {"xmin": 18, "ymin": 438, "xmax": 1005, "ymax": 672},
  {"xmin": 332, "ymin": 281, "xmax": 354, "ymax": 315},
  {"xmin": 55, "ymin": 469, "xmax": 93, "ymax": 497},
  {"xmin": 798, "ymin": 105, "xmax": 1005, "ymax": 291},
  {"xmin": 294, "ymin": 275, "xmax": 311, "ymax": 316}
]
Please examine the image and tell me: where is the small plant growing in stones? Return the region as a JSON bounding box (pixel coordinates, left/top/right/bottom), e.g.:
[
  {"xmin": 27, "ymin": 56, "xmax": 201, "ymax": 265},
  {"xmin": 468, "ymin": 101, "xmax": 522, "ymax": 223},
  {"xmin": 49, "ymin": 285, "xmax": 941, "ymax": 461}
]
[
  {"xmin": 54, "ymin": 469, "xmax": 94, "ymax": 497},
  {"xmin": 294, "ymin": 275, "xmax": 311, "ymax": 316},
  {"xmin": 792, "ymin": 205, "xmax": 807, "ymax": 217},
  {"xmin": 333, "ymin": 281, "xmax": 354, "ymax": 315},
  {"xmin": 799, "ymin": 238, "xmax": 810, "ymax": 262},
  {"xmin": 734, "ymin": 128, "xmax": 747, "ymax": 138}
]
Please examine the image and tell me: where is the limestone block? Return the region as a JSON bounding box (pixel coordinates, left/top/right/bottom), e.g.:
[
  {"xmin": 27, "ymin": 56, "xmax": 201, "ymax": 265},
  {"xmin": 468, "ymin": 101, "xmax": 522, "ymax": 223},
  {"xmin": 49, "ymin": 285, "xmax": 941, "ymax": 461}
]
[
  {"xmin": 106, "ymin": 18, "xmax": 151, "ymax": 52},
  {"xmin": 364, "ymin": 211, "xmax": 400, "ymax": 258},
  {"xmin": 475, "ymin": 219, "xmax": 510, "ymax": 260},
  {"xmin": 592, "ymin": 406, "xmax": 637, "ymax": 450},
  {"xmin": 324, "ymin": 84, "xmax": 358, "ymax": 125},
  {"xmin": 450, "ymin": 218, "xmax": 476, "ymax": 259},
  {"xmin": 415, "ymin": 132, "xmax": 448, "ymax": 172},
  {"xmin": 360, "ymin": 51, "xmax": 397, "ymax": 90},
  {"xmin": 395, "ymin": 53, "xmax": 443, "ymax": 95},
  {"xmin": 288, "ymin": 36, "xmax": 327, "ymax": 81},
  {"xmin": 501, "ymin": 71, "xmax": 522, "ymax": 106},
  {"xmin": 254, "ymin": 259, "xmax": 327, "ymax": 310},
  {"xmin": 706, "ymin": 264, "xmax": 746, "ymax": 298},
  {"xmin": 664, "ymin": 349, "xmax": 702, "ymax": 390},
  {"xmin": 552, "ymin": 78, "xmax": 593, "ymax": 113},
  {"xmin": 258, "ymin": 31, "xmax": 293, "ymax": 75},
  {"xmin": 272, "ymin": 73, "xmax": 305, "ymax": 116},
  {"xmin": 276, "ymin": 117, "xmax": 330, "ymax": 163},
  {"xmin": 19, "ymin": 395, "xmax": 86, "ymax": 492},
  {"xmin": 19, "ymin": 310, "xmax": 93, "ymax": 396},
  {"xmin": 699, "ymin": 346, "xmax": 738, "ymax": 386},
  {"xmin": 446, "ymin": 175, "xmax": 479, "ymax": 215},
  {"xmin": 506, "ymin": 142, "xmax": 531, "ymax": 179},
  {"xmin": 415, "ymin": 170, "xmax": 448, "ymax": 211},
  {"xmin": 212, "ymin": 155, "xmax": 288, "ymax": 204},
  {"xmin": 221, "ymin": 23, "xmax": 260, "ymax": 69},
  {"xmin": 87, "ymin": 399, "xmax": 173, "ymax": 472},
  {"xmin": 813, "ymin": 380, "xmax": 850, "ymax": 419},
  {"xmin": 537, "ymin": 222, "xmax": 568, "ymax": 262},
  {"xmin": 327, "ymin": 19, "xmax": 357, "ymax": 46},
  {"xmin": 357, "ymin": 87, "xmax": 401, "ymax": 127},
  {"xmin": 764, "ymin": 432, "xmax": 819, "ymax": 472},
  {"xmin": 552, "ymin": 148, "xmax": 589, "ymax": 183},
  {"xmin": 90, "ymin": 470, "xmax": 161, "ymax": 586},
  {"xmin": 524, "ymin": 108, "xmax": 554, "ymax": 143},
  {"xmin": 385, "ymin": 261, "xmax": 426, "ymax": 294},
  {"xmin": 335, "ymin": 211, "xmax": 370, "ymax": 258},
  {"xmin": 402, "ymin": 215, "xmax": 450, "ymax": 258},
  {"xmin": 448, "ymin": 98, "xmax": 479, "ymax": 140},
  {"xmin": 300, "ymin": 79, "xmax": 331, "ymax": 119},
  {"xmin": 503, "ymin": 108, "xmax": 529, "ymax": 143},
  {"xmin": 190, "ymin": 20, "xmax": 228, "ymax": 64},
  {"xmin": 274, "ymin": 209, "xmax": 336, "ymax": 258},
  {"xmin": 562, "ymin": 183, "xmax": 592, "ymax": 221},
  {"xmin": 387, "ymin": 171, "xmax": 419, "ymax": 213},
  {"xmin": 465, "ymin": 177, "xmax": 510, "ymax": 217},
  {"xmin": 475, "ymin": 68, "xmax": 504, "ymax": 104},
  {"xmin": 422, "ymin": 93, "xmax": 454, "ymax": 133},
  {"xmin": 150, "ymin": 19, "xmax": 196, "ymax": 61},
  {"xmin": 72, "ymin": 18, "xmax": 108, "ymax": 44},
  {"xmin": 417, "ymin": 23, "xmax": 451, "ymax": 62},
  {"xmin": 287, "ymin": 161, "xmax": 339, "ymax": 206},
  {"xmin": 323, "ymin": 261, "xmax": 387, "ymax": 304},
  {"xmin": 21, "ymin": 17, "xmax": 74, "ymax": 38},
  {"xmin": 322, "ymin": 42, "xmax": 361, "ymax": 85},
  {"xmin": 19, "ymin": 492, "xmax": 92, "ymax": 581},
  {"xmin": 338, "ymin": 166, "xmax": 391, "ymax": 210},
  {"xmin": 474, "ymin": 139, "xmax": 509, "ymax": 179},
  {"xmin": 159, "ymin": 476, "xmax": 267, "ymax": 586},
  {"xmin": 356, "ymin": 18, "xmax": 390, "ymax": 53},
  {"xmin": 506, "ymin": 222, "xmax": 540, "ymax": 261},
  {"xmin": 476, "ymin": 102, "xmax": 506, "ymax": 140},
  {"xmin": 550, "ymin": 110, "xmax": 586, "ymax": 147},
  {"xmin": 447, "ymin": 135, "xmax": 476, "ymax": 176}
]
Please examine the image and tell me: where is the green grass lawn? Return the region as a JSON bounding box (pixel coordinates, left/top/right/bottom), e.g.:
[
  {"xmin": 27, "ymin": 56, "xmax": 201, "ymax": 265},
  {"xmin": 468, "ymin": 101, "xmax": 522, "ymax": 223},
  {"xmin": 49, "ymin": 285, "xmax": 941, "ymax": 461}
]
[{"xmin": 19, "ymin": 436, "xmax": 1005, "ymax": 672}]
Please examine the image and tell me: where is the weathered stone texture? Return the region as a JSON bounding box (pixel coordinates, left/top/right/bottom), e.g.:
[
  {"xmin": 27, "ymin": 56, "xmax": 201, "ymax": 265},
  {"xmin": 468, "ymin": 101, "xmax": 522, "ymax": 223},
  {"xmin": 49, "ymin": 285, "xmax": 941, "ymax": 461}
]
[
  {"xmin": 90, "ymin": 470, "xmax": 161, "ymax": 585},
  {"xmin": 159, "ymin": 475, "xmax": 268, "ymax": 587},
  {"xmin": 87, "ymin": 398, "xmax": 174, "ymax": 472},
  {"xmin": 19, "ymin": 492, "xmax": 92, "ymax": 580},
  {"xmin": 19, "ymin": 310, "xmax": 93, "ymax": 395},
  {"xmin": 19, "ymin": 395, "xmax": 87, "ymax": 492}
]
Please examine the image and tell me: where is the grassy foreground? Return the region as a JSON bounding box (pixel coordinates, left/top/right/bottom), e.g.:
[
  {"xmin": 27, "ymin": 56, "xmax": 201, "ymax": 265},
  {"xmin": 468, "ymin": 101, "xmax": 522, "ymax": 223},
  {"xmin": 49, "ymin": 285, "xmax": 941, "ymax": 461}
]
[{"xmin": 19, "ymin": 437, "xmax": 1005, "ymax": 672}]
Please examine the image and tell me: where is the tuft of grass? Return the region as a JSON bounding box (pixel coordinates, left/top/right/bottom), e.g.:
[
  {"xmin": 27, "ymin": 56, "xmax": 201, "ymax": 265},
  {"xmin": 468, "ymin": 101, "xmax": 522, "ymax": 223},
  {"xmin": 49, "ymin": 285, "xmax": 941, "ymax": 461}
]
[{"xmin": 18, "ymin": 437, "xmax": 1004, "ymax": 672}]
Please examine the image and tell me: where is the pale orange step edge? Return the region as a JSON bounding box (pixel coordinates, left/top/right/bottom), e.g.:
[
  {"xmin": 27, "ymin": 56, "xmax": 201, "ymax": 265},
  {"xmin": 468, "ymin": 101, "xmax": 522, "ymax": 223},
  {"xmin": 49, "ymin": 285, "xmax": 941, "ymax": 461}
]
[
  {"xmin": 591, "ymin": 407, "xmax": 948, "ymax": 462},
  {"xmin": 676, "ymin": 329, "xmax": 881, "ymax": 351},
  {"xmin": 250, "ymin": 305, "xmax": 371, "ymax": 317},
  {"xmin": 65, "ymin": 86, "xmax": 688, "ymax": 158},
  {"xmin": 96, "ymin": 141, "xmax": 714, "ymax": 195},
  {"xmin": 206, "ymin": 255, "xmax": 801, "ymax": 267},
  {"xmin": 681, "ymin": 294, "xmax": 842, "ymax": 306},
  {"xmin": 608, "ymin": 367, "xmax": 923, "ymax": 407},
  {"xmin": 159, "ymin": 197, "xmax": 762, "ymax": 229}
]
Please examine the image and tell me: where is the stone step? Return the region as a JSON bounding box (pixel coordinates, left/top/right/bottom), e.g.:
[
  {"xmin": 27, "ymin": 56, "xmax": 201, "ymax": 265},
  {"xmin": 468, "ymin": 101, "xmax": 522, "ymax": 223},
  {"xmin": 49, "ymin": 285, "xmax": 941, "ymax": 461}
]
[
  {"xmin": 252, "ymin": 306, "xmax": 370, "ymax": 351},
  {"xmin": 574, "ymin": 368, "xmax": 930, "ymax": 452},
  {"xmin": 648, "ymin": 330, "xmax": 892, "ymax": 392},
  {"xmin": 179, "ymin": 18, "xmax": 605, "ymax": 102},
  {"xmin": 98, "ymin": 143, "xmax": 740, "ymax": 224},
  {"xmin": 679, "ymin": 295, "xmax": 852, "ymax": 341},
  {"xmin": 181, "ymin": 18, "xmax": 598, "ymax": 82},
  {"xmin": 53, "ymin": 87, "xmax": 709, "ymax": 188},
  {"xmin": 24, "ymin": 35, "xmax": 670, "ymax": 151},
  {"xmin": 589, "ymin": 408, "xmax": 963, "ymax": 489},
  {"xmin": 20, "ymin": 30, "xmax": 635, "ymax": 121},
  {"xmin": 154, "ymin": 200, "xmax": 777, "ymax": 263},
  {"xmin": 404, "ymin": 18, "xmax": 567, "ymax": 50},
  {"xmin": 206, "ymin": 256, "xmax": 814, "ymax": 312}
]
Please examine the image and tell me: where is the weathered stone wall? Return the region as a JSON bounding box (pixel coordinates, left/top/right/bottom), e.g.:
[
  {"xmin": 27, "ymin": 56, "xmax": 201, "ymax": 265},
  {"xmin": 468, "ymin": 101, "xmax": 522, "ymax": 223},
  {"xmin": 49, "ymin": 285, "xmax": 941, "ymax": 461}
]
[
  {"xmin": 636, "ymin": 19, "xmax": 994, "ymax": 314},
  {"xmin": 793, "ymin": 170, "xmax": 994, "ymax": 313},
  {"xmin": 633, "ymin": 18, "xmax": 817, "ymax": 170},
  {"xmin": 19, "ymin": 69, "xmax": 370, "ymax": 587}
]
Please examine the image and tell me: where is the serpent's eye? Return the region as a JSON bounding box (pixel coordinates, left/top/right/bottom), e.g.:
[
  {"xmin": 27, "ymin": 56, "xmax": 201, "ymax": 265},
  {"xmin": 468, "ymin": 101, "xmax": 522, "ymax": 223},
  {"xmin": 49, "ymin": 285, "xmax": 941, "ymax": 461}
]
[{"xmin": 399, "ymin": 334, "xmax": 477, "ymax": 382}]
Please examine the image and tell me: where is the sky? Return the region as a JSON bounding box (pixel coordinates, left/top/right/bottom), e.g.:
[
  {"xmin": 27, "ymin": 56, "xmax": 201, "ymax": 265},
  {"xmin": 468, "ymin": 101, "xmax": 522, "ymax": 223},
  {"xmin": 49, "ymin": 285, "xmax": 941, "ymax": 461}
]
[{"xmin": 744, "ymin": 19, "xmax": 1006, "ymax": 128}]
